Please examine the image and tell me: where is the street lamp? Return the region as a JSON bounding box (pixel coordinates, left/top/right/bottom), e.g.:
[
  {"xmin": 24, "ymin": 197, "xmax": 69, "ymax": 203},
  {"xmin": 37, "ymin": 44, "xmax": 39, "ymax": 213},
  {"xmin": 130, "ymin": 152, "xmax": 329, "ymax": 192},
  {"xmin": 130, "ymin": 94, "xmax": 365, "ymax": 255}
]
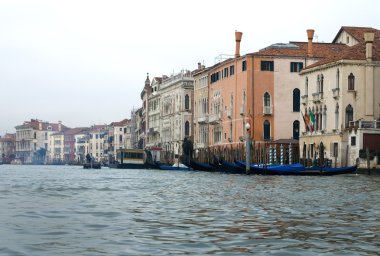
[{"xmin": 245, "ymin": 122, "xmax": 251, "ymax": 175}]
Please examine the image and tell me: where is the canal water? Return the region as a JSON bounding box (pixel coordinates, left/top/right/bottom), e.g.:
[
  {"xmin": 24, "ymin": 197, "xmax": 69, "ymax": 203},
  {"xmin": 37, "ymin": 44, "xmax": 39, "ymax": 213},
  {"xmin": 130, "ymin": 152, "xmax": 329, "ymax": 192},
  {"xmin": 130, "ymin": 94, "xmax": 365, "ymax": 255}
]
[{"xmin": 0, "ymin": 165, "xmax": 379, "ymax": 255}]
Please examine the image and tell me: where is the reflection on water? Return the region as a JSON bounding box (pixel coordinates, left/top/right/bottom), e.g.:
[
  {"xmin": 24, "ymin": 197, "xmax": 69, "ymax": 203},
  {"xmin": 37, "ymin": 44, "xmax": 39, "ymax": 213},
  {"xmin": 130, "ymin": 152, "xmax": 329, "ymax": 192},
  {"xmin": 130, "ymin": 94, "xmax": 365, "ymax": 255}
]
[{"xmin": 0, "ymin": 165, "xmax": 379, "ymax": 255}]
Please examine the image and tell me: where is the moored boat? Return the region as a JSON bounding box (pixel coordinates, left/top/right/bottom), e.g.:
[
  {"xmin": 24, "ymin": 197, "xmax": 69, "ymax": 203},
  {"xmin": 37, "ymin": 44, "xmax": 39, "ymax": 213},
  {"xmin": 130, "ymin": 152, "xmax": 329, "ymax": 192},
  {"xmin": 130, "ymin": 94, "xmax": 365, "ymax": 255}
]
[
  {"xmin": 211, "ymin": 160, "xmax": 246, "ymax": 174},
  {"xmin": 83, "ymin": 162, "xmax": 101, "ymax": 169},
  {"xmin": 158, "ymin": 163, "xmax": 192, "ymax": 171},
  {"xmin": 235, "ymin": 160, "xmax": 357, "ymax": 175},
  {"xmin": 186, "ymin": 160, "xmax": 216, "ymax": 172},
  {"xmin": 109, "ymin": 149, "xmax": 148, "ymax": 169}
]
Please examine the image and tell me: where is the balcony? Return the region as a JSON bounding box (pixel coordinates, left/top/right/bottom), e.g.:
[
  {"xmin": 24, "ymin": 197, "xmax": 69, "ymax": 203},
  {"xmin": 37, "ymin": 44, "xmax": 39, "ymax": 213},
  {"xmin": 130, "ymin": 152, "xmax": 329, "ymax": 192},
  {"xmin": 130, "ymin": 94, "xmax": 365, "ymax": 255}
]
[
  {"xmin": 197, "ymin": 115, "xmax": 209, "ymax": 124},
  {"xmin": 226, "ymin": 109, "xmax": 232, "ymax": 119},
  {"xmin": 195, "ymin": 142, "xmax": 206, "ymax": 149},
  {"xmin": 263, "ymin": 106, "xmax": 272, "ymax": 115},
  {"xmin": 349, "ymin": 120, "xmax": 380, "ymax": 129},
  {"xmin": 301, "ymin": 95, "xmax": 308, "ymax": 105},
  {"xmin": 332, "ymin": 88, "xmax": 340, "ymax": 99},
  {"xmin": 209, "ymin": 113, "xmax": 221, "ymax": 124},
  {"xmin": 240, "ymin": 105, "xmax": 245, "ymax": 116},
  {"xmin": 312, "ymin": 92, "xmax": 321, "ymax": 103}
]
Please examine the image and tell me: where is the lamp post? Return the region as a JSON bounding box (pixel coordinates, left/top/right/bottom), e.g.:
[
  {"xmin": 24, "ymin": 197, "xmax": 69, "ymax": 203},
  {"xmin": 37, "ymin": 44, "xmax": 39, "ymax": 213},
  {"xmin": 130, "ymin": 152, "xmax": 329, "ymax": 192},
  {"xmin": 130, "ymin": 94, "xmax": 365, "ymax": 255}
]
[{"xmin": 245, "ymin": 122, "xmax": 251, "ymax": 175}]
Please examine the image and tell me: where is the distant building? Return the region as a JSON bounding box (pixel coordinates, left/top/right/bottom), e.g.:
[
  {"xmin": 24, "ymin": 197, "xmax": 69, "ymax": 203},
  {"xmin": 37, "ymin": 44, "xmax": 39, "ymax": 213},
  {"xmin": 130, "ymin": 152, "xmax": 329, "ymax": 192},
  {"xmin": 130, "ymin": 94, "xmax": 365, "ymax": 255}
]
[
  {"xmin": 15, "ymin": 119, "xmax": 67, "ymax": 164},
  {"xmin": 140, "ymin": 74, "xmax": 151, "ymax": 149},
  {"xmin": 63, "ymin": 127, "xmax": 89, "ymax": 163},
  {"xmin": 111, "ymin": 118, "xmax": 131, "ymax": 155},
  {"xmin": 0, "ymin": 133, "xmax": 16, "ymax": 163},
  {"xmin": 88, "ymin": 125, "xmax": 108, "ymax": 162}
]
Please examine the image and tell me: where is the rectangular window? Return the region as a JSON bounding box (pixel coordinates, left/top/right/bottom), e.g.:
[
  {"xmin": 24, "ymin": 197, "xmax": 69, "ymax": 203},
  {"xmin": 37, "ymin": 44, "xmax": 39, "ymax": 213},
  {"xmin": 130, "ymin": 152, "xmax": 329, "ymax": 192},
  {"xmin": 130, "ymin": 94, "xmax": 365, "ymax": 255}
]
[
  {"xmin": 351, "ymin": 136, "xmax": 356, "ymax": 146},
  {"xmin": 224, "ymin": 67, "xmax": 228, "ymax": 78},
  {"xmin": 230, "ymin": 65, "xmax": 235, "ymax": 76},
  {"xmin": 290, "ymin": 62, "xmax": 303, "ymax": 72},
  {"xmin": 261, "ymin": 61, "xmax": 274, "ymax": 71},
  {"xmin": 242, "ymin": 60, "xmax": 247, "ymax": 71}
]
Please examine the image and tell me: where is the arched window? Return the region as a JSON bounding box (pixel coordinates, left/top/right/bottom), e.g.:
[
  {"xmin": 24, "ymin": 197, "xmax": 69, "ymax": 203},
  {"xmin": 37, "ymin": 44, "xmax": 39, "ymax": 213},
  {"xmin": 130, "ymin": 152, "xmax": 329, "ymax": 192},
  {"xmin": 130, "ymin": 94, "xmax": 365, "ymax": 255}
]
[
  {"xmin": 322, "ymin": 105, "xmax": 327, "ymax": 130},
  {"xmin": 293, "ymin": 120, "xmax": 300, "ymax": 140},
  {"xmin": 263, "ymin": 92, "xmax": 271, "ymax": 114},
  {"xmin": 305, "ymin": 77, "xmax": 309, "ymax": 95},
  {"xmin": 320, "ymin": 74, "xmax": 324, "ymax": 94},
  {"xmin": 336, "ymin": 69, "xmax": 340, "ymax": 89},
  {"xmin": 317, "ymin": 75, "xmax": 320, "ymax": 93},
  {"xmin": 293, "ymin": 88, "xmax": 300, "ymax": 112},
  {"xmin": 263, "ymin": 120, "xmax": 270, "ymax": 141},
  {"xmin": 185, "ymin": 121, "xmax": 190, "ymax": 136},
  {"xmin": 345, "ymin": 105, "xmax": 353, "ymax": 128},
  {"xmin": 185, "ymin": 94, "xmax": 190, "ymax": 110},
  {"xmin": 335, "ymin": 104, "xmax": 339, "ymax": 130},
  {"xmin": 348, "ymin": 73, "xmax": 355, "ymax": 90}
]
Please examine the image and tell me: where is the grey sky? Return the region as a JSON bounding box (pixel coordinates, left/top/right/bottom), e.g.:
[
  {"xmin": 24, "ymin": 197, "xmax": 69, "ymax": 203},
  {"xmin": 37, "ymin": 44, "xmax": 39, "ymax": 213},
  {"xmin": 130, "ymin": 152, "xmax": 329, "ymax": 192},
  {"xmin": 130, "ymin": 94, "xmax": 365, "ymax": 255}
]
[{"xmin": 1, "ymin": 0, "xmax": 379, "ymax": 135}]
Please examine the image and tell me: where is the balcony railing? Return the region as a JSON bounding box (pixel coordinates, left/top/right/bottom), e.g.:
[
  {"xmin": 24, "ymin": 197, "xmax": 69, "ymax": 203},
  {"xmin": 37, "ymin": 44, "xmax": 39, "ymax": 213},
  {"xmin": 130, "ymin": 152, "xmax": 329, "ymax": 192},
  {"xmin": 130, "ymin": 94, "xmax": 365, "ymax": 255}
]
[
  {"xmin": 301, "ymin": 95, "xmax": 308, "ymax": 105},
  {"xmin": 240, "ymin": 105, "xmax": 245, "ymax": 116},
  {"xmin": 349, "ymin": 120, "xmax": 380, "ymax": 129},
  {"xmin": 226, "ymin": 110, "xmax": 232, "ymax": 119},
  {"xmin": 197, "ymin": 115, "xmax": 209, "ymax": 124},
  {"xmin": 195, "ymin": 142, "xmax": 207, "ymax": 149},
  {"xmin": 312, "ymin": 92, "xmax": 321, "ymax": 103},
  {"xmin": 332, "ymin": 88, "xmax": 340, "ymax": 99},
  {"xmin": 263, "ymin": 106, "xmax": 272, "ymax": 115},
  {"xmin": 209, "ymin": 113, "xmax": 221, "ymax": 124}
]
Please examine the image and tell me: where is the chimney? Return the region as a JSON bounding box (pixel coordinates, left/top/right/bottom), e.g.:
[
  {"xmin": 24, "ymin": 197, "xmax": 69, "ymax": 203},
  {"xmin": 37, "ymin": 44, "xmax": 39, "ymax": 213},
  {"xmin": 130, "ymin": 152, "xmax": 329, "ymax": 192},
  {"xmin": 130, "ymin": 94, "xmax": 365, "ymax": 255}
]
[
  {"xmin": 364, "ymin": 32, "xmax": 374, "ymax": 61},
  {"xmin": 58, "ymin": 121, "xmax": 62, "ymax": 131},
  {"xmin": 197, "ymin": 62, "xmax": 202, "ymax": 70},
  {"xmin": 235, "ymin": 31, "xmax": 243, "ymax": 58},
  {"xmin": 307, "ymin": 29, "xmax": 315, "ymax": 57}
]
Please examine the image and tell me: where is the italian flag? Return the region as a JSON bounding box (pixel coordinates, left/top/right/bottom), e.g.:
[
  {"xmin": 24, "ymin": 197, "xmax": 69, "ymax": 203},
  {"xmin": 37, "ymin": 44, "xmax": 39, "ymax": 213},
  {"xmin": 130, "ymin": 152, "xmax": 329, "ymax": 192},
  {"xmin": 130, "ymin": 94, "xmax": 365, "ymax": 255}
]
[{"xmin": 309, "ymin": 109, "xmax": 315, "ymax": 132}]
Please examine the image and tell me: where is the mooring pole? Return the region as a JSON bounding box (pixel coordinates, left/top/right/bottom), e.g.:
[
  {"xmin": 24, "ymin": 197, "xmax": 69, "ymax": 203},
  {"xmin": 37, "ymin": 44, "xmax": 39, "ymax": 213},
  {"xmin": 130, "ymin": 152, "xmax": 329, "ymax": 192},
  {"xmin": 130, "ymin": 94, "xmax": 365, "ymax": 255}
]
[{"xmin": 245, "ymin": 122, "xmax": 251, "ymax": 175}]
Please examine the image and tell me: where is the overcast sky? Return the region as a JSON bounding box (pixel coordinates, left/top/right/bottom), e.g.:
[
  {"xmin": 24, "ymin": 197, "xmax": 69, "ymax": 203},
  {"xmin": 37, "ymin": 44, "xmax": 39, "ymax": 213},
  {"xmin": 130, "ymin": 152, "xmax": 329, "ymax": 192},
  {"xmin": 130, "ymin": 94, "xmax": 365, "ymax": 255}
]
[{"xmin": 1, "ymin": 0, "xmax": 379, "ymax": 135}]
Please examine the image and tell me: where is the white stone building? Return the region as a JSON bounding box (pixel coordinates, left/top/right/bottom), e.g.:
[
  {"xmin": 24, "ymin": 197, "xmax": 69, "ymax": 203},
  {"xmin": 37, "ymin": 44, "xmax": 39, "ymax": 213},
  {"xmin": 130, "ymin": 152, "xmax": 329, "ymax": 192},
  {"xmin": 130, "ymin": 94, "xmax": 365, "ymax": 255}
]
[{"xmin": 300, "ymin": 27, "xmax": 380, "ymax": 167}]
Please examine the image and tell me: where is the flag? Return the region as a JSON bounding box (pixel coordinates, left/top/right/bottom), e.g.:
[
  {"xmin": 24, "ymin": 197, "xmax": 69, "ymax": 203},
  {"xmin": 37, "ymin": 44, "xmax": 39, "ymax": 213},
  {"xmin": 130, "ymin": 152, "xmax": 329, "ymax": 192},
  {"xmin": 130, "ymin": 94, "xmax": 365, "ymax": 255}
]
[
  {"xmin": 301, "ymin": 111, "xmax": 309, "ymax": 132},
  {"xmin": 309, "ymin": 108, "xmax": 315, "ymax": 132}
]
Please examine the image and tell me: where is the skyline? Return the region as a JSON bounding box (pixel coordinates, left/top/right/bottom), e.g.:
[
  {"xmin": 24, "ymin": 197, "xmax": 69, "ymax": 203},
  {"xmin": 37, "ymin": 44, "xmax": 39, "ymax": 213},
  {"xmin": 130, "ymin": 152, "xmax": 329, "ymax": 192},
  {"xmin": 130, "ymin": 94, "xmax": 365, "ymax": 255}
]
[{"xmin": 1, "ymin": 0, "xmax": 380, "ymax": 135}]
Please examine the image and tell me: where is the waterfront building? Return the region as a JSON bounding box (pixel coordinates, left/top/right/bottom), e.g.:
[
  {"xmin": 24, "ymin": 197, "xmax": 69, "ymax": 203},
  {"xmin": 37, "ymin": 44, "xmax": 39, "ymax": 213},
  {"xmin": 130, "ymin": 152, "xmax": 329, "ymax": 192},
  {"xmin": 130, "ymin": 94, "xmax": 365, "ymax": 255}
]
[
  {"xmin": 158, "ymin": 70, "xmax": 194, "ymax": 159},
  {"xmin": 63, "ymin": 128, "xmax": 89, "ymax": 163},
  {"xmin": 130, "ymin": 107, "xmax": 142, "ymax": 149},
  {"xmin": 300, "ymin": 27, "xmax": 380, "ymax": 167},
  {"xmin": 146, "ymin": 76, "xmax": 163, "ymax": 149},
  {"xmin": 111, "ymin": 118, "xmax": 131, "ymax": 155},
  {"xmin": 193, "ymin": 31, "xmax": 346, "ymax": 154},
  {"xmin": 74, "ymin": 131, "xmax": 90, "ymax": 164},
  {"xmin": 0, "ymin": 133, "xmax": 16, "ymax": 163},
  {"xmin": 15, "ymin": 119, "xmax": 67, "ymax": 164},
  {"xmin": 193, "ymin": 63, "xmax": 210, "ymax": 151},
  {"xmin": 49, "ymin": 131, "xmax": 64, "ymax": 163},
  {"xmin": 140, "ymin": 74, "xmax": 151, "ymax": 149},
  {"xmin": 88, "ymin": 125, "xmax": 108, "ymax": 162}
]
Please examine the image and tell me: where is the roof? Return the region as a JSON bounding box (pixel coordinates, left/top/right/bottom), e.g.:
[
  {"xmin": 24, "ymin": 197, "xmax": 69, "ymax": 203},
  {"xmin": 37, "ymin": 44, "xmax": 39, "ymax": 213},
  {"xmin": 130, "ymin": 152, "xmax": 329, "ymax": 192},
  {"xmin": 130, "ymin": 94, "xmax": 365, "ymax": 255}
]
[
  {"xmin": 15, "ymin": 119, "xmax": 69, "ymax": 131},
  {"xmin": 62, "ymin": 127, "xmax": 89, "ymax": 135},
  {"xmin": 252, "ymin": 41, "xmax": 348, "ymax": 59},
  {"xmin": 111, "ymin": 118, "xmax": 130, "ymax": 127},
  {"xmin": 89, "ymin": 125, "xmax": 108, "ymax": 133},
  {"xmin": 304, "ymin": 32, "xmax": 380, "ymax": 70},
  {"xmin": 332, "ymin": 26, "xmax": 380, "ymax": 44},
  {"xmin": 0, "ymin": 133, "xmax": 15, "ymax": 142}
]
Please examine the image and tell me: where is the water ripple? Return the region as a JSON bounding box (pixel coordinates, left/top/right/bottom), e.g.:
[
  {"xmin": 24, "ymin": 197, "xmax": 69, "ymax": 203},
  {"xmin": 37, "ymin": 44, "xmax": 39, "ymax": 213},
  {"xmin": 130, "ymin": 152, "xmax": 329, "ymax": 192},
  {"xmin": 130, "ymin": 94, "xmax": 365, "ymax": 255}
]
[{"xmin": 0, "ymin": 165, "xmax": 379, "ymax": 255}]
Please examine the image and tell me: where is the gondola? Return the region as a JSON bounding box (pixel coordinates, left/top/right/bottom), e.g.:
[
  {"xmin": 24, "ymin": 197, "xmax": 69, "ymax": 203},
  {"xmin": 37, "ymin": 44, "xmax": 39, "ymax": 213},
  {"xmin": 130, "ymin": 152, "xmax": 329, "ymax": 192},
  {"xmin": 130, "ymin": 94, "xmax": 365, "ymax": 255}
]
[
  {"xmin": 185, "ymin": 160, "xmax": 217, "ymax": 172},
  {"xmin": 235, "ymin": 160, "xmax": 357, "ymax": 176},
  {"xmin": 212, "ymin": 160, "xmax": 246, "ymax": 174}
]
